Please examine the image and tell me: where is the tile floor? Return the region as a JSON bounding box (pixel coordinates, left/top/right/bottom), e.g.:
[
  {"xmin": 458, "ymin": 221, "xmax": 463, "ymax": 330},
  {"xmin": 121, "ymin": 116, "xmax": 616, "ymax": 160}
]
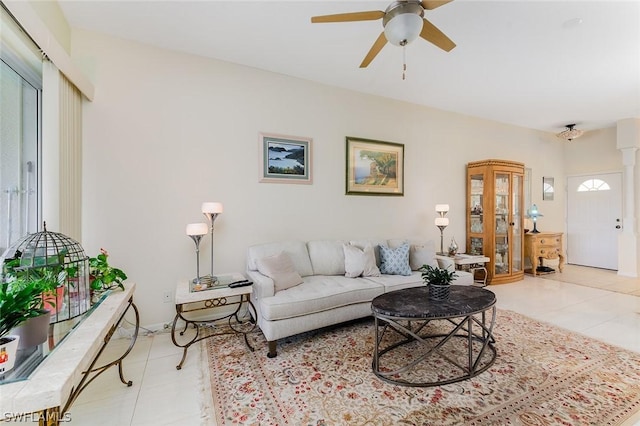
[{"xmin": 64, "ymin": 265, "xmax": 640, "ymax": 425}]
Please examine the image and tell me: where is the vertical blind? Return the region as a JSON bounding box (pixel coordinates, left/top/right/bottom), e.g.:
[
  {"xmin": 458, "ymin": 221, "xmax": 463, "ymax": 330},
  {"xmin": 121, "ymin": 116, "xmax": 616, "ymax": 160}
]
[{"xmin": 58, "ymin": 71, "xmax": 82, "ymax": 241}]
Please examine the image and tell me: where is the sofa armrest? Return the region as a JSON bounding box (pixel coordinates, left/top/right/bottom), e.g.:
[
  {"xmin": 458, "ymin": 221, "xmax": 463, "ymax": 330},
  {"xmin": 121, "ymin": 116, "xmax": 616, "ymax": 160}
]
[{"xmin": 245, "ymin": 270, "xmax": 276, "ymax": 301}]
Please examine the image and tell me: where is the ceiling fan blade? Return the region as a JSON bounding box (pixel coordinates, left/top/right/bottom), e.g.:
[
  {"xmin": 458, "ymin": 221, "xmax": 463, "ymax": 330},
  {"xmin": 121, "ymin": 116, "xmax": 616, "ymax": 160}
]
[
  {"xmin": 419, "ymin": 18, "xmax": 456, "ymax": 52},
  {"xmin": 311, "ymin": 10, "xmax": 385, "ymax": 24},
  {"xmin": 359, "ymin": 32, "xmax": 388, "ymax": 68},
  {"xmin": 421, "ymin": 0, "xmax": 454, "ymax": 10}
]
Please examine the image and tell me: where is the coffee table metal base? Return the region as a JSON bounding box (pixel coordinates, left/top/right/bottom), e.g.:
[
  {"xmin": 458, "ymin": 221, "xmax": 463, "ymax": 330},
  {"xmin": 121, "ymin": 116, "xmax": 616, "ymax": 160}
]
[{"xmin": 373, "ymin": 304, "xmax": 496, "ymax": 387}]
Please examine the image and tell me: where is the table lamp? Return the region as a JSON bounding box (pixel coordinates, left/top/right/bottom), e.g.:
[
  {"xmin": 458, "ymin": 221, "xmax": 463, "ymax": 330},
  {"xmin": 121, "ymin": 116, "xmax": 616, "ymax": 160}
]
[
  {"xmin": 186, "ymin": 222, "xmax": 208, "ymax": 284},
  {"xmin": 201, "ymin": 202, "xmax": 223, "ymax": 283},
  {"xmin": 435, "ymin": 204, "xmax": 449, "ymax": 255},
  {"xmin": 527, "ymin": 204, "xmax": 543, "ymax": 234}
]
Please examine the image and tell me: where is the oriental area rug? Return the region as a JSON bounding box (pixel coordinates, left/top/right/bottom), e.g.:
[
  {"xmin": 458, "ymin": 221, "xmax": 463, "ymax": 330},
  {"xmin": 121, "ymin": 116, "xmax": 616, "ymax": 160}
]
[{"xmin": 200, "ymin": 310, "xmax": 640, "ymax": 425}]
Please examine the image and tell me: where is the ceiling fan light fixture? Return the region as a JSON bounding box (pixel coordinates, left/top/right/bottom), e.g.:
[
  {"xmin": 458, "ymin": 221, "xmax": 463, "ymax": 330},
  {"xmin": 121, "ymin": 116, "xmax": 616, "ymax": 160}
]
[
  {"xmin": 556, "ymin": 124, "xmax": 584, "ymax": 141},
  {"xmin": 384, "ymin": 13, "xmax": 423, "ymax": 46}
]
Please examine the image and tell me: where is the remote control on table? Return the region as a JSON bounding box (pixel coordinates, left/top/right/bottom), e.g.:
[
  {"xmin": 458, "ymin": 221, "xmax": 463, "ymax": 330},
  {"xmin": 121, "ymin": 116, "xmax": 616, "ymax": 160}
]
[{"xmin": 228, "ymin": 280, "xmax": 253, "ymax": 288}]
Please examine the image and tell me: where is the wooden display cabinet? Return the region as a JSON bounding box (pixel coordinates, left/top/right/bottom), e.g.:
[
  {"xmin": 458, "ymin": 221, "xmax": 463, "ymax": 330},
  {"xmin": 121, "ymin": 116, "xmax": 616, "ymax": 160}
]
[{"xmin": 466, "ymin": 159, "xmax": 525, "ymax": 284}]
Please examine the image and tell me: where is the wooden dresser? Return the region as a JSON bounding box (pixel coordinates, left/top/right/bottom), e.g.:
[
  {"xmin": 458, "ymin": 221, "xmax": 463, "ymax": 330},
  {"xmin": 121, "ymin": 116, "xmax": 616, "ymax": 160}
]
[{"xmin": 524, "ymin": 232, "xmax": 565, "ymax": 276}]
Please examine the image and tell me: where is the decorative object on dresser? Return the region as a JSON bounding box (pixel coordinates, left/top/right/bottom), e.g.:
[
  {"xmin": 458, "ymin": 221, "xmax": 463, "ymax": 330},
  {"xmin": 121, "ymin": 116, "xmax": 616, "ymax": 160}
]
[
  {"xmin": 526, "ymin": 204, "xmax": 543, "ymax": 233},
  {"xmin": 201, "ymin": 202, "xmax": 223, "ymax": 283},
  {"xmin": 185, "ymin": 223, "xmax": 209, "ymax": 285},
  {"xmin": 467, "ymin": 159, "xmax": 524, "ymax": 284},
  {"xmin": 524, "ymin": 232, "xmax": 565, "ymax": 276}
]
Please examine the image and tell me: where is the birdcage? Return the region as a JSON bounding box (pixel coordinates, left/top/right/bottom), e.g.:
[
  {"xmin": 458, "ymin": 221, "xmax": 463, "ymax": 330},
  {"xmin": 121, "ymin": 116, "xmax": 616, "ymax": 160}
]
[{"xmin": 0, "ymin": 223, "xmax": 91, "ymax": 323}]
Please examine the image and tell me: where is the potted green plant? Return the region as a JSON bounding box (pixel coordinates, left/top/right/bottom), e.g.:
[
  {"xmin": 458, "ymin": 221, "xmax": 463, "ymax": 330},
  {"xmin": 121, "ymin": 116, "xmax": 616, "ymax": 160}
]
[
  {"xmin": 420, "ymin": 264, "xmax": 457, "ymax": 301},
  {"xmin": 2, "ymin": 254, "xmax": 67, "ymax": 315},
  {"xmin": 0, "ymin": 276, "xmax": 55, "ymax": 372},
  {"xmin": 89, "ymin": 249, "xmax": 127, "ymax": 293}
]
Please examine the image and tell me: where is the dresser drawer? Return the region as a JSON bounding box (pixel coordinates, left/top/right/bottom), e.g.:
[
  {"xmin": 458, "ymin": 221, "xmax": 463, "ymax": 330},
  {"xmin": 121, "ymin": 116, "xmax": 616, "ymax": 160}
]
[
  {"xmin": 536, "ymin": 247, "xmax": 560, "ymax": 259},
  {"xmin": 538, "ymin": 237, "xmax": 561, "ymax": 245}
]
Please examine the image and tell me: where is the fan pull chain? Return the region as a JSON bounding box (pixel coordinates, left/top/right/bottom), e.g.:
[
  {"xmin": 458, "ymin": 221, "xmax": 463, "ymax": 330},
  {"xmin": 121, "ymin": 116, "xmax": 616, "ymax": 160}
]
[{"xmin": 402, "ymin": 46, "xmax": 407, "ymax": 80}]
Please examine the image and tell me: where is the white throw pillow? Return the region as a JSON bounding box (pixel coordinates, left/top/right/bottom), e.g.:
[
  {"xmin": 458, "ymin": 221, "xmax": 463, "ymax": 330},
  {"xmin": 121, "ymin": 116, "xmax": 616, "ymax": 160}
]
[
  {"xmin": 410, "ymin": 242, "xmax": 438, "ymax": 270},
  {"xmin": 256, "ymin": 252, "xmax": 303, "ymax": 292},
  {"xmin": 343, "ymin": 244, "xmax": 381, "ymax": 278}
]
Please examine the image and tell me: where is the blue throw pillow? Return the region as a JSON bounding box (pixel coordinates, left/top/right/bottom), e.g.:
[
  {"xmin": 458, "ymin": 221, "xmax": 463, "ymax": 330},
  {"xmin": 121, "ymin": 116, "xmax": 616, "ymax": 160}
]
[{"xmin": 379, "ymin": 243, "xmax": 412, "ymax": 276}]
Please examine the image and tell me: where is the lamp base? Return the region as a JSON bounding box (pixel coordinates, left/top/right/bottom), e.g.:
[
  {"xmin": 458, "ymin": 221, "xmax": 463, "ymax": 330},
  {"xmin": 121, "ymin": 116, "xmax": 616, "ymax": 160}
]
[
  {"xmin": 192, "ymin": 275, "xmax": 216, "ymax": 285},
  {"xmin": 530, "ymin": 222, "xmax": 540, "ymax": 233},
  {"xmin": 201, "ymin": 274, "xmax": 218, "ymax": 284}
]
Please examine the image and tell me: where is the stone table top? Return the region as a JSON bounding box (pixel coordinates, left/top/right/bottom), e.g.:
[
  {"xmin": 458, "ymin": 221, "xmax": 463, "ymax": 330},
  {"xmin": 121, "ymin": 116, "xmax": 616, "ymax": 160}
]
[{"xmin": 371, "ymin": 285, "xmax": 496, "ymax": 319}]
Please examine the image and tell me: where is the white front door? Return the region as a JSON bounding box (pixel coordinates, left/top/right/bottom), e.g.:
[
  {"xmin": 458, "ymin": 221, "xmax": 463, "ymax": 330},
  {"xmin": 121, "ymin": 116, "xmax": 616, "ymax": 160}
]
[{"xmin": 566, "ymin": 173, "xmax": 622, "ymax": 269}]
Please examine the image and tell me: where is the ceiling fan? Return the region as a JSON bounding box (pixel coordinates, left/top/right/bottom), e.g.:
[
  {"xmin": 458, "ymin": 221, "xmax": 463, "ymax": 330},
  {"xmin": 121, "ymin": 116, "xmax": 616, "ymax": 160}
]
[{"xmin": 311, "ymin": 0, "xmax": 456, "ymax": 68}]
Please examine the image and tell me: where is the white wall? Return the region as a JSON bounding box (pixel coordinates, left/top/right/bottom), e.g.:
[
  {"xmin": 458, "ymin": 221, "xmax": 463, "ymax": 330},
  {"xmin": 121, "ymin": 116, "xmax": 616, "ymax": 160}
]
[{"xmin": 71, "ymin": 29, "xmax": 595, "ymax": 327}]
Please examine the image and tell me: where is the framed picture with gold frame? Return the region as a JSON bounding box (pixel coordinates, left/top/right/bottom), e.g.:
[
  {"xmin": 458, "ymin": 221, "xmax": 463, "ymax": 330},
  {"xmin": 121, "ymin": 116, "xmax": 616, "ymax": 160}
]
[{"xmin": 345, "ymin": 136, "xmax": 404, "ymax": 196}]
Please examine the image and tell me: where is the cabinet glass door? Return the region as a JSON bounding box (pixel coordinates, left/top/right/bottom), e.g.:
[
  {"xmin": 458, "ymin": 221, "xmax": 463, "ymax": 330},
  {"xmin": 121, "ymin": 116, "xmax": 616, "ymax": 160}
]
[
  {"xmin": 469, "ymin": 174, "xmax": 484, "ymax": 234},
  {"xmin": 494, "ymin": 173, "xmax": 509, "ymax": 276},
  {"xmin": 511, "ymin": 173, "xmax": 522, "ymax": 272}
]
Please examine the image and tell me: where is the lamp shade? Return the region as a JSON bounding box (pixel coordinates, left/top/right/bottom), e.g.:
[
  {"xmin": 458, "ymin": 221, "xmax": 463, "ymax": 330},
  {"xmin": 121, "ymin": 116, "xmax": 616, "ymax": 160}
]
[
  {"xmin": 202, "ymin": 202, "xmax": 223, "ymax": 214},
  {"xmin": 186, "ymin": 223, "xmax": 208, "ymax": 236},
  {"xmin": 435, "ymin": 204, "xmax": 450, "ymax": 213},
  {"xmin": 527, "ymin": 204, "xmax": 543, "ymax": 219},
  {"xmin": 435, "ymin": 217, "xmax": 449, "ymax": 227},
  {"xmin": 384, "ymin": 13, "xmax": 423, "ymax": 46}
]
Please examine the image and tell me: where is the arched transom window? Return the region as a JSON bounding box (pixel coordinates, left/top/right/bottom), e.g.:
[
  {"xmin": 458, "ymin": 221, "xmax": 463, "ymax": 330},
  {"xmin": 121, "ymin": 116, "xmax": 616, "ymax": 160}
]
[{"xmin": 577, "ymin": 178, "xmax": 610, "ymax": 192}]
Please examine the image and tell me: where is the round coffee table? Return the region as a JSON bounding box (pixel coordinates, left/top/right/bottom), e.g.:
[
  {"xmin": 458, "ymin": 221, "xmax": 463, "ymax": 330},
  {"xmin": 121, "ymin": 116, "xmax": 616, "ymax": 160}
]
[{"xmin": 371, "ymin": 285, "xmax": 497, "ymax": 387}]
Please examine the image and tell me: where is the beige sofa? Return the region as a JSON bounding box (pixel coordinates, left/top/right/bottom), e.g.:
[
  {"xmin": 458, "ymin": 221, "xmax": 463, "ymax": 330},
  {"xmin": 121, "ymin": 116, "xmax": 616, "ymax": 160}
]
[{"xmin": 245, "ymin": 238, "xmax": 473, "ymax": 357}]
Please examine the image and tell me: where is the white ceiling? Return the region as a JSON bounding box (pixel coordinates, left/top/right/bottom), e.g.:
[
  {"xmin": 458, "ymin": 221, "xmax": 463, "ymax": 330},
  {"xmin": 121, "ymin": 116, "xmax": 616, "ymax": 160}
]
[{"xmin": 58, "ymin": 0, "xmax": 640, "ymax": 133}]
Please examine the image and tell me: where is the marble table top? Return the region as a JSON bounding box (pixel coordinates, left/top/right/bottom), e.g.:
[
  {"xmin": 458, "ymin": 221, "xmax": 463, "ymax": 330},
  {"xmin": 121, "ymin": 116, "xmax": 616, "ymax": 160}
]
[{"xmin": 371, "ymin": 285, "xmax": 496, "ymax": 319}]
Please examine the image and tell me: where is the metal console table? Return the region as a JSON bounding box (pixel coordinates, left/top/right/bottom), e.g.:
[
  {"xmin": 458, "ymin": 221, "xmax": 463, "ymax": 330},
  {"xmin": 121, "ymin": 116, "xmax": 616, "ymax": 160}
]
[
  {"xmin": 371, "ymin": 285, "xmax": 496, "ymax": 387},
  {"xmin": 171, "ymin": 273, "xmax": 256, "ymax": 370},
  {"xmin": 0, "ymin": 283, "xmax": 139, "ymax": 425}
]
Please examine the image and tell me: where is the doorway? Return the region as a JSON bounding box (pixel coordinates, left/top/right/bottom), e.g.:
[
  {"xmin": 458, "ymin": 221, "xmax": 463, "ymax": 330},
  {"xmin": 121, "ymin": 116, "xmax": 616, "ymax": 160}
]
[{"xmin": 566, "ymin": 173, "xmax": 622, "ymax": 270}]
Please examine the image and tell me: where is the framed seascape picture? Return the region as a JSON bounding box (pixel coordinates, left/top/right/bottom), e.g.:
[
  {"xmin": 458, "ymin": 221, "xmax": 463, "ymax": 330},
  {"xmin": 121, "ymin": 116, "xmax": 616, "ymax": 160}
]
[
  {"xmin": 259, "ymin": 133, "xmax": 312, "ymax": 184},
  {"xmin": 345, "ymin": 136, "xmax": 404, "ymax": 196}
]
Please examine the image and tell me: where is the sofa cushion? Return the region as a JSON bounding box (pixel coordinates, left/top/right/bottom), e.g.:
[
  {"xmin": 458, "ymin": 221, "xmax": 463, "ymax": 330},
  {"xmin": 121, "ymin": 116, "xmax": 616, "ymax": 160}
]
[
  {"xmin": 409, "ymin": 242, "xmax": 438, "ymax": 270},
  {"xmin": 379, "ymin": 243, "xmax": 412, "ymax": 276},
  {"xmin": 343, "ymin": 244, "xmax": 380, "ymax": 278},
  {"xmin": 349, "ymin": 239, "xmax": 386, "ymax": 266},
  {"xmin": 256, "ymin": 252, "xmax": 304, "ymax": 292},
  {"xmin": 247, "ymin": 241, "xmax": 314, "ymax": 277},
  {"xmin": 259, "ymin": 275, "xmax": 384, "ymax": 321},
  {"xmin": 364, "ymin": 272, "xmax": 424, "ymax": 292},
  {"xmin": 307, "ymin": 240, "xmax": 347, "ymax": 276}
]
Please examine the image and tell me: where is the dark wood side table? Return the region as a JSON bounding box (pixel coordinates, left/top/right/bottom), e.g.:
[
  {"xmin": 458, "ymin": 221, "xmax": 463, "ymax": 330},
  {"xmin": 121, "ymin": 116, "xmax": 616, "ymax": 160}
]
[{"xmin": 371, "ymin": 285, "xmax": 497, "ymax": 387}]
